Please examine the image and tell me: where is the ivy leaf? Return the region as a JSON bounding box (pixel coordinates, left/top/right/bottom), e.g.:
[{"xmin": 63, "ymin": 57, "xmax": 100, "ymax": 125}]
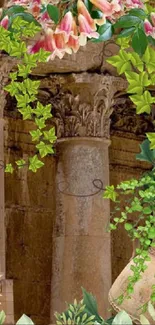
[
  {"xmin": 131, "ymin": 28, "xmax": 148, "ymax": 56},
  {"xmin": 103, "ymin": 185, "xmax": 117, "ymax": 202},
  {"xmin": 23, "ymin": 53, "xmax": 38, "ymax": 69},
  {"xmin": 106, "ymin": 49, "xmax": 131, "ymax": 74},
  {"xmin": 43, "ymin": 128, "xmax": 57, "ymax": 144},
  {"xmin": 130, "ymin": 91, "xmax": 155, "ymax": 114},
  {"xmin": 10, "ymin": 41, "xmax": 27, "ymax": 58},
  {"xmin": 142, "ymin": 47, "xmax": 155, "ymax": 73},
  {"xmin": 136, "ymin": 139, "xmax": 155, "ymax": 165},
  {"xmin": 15, "ymin": 94, "xmax": 31, "ymax": 108},
  {"xmin": 9, "ymin": 72, "xmax": 17, "ymax": 81},
  {"xmin": 35, "ymin": 48, "xmax": 51, "ymax": 62},
  {"xmin": 47, "ymin": 4, "xmax": 60, "ymax": 24},
  {"xmin": 17, "ymin": 64, "xmax": 32, "ymax": 78},
  {"xmin": 5, "ymin": 163, "xmax": 14, "ymax": 174},
  {"xmin": 4, "ymin": 82, "xmax": 19, "ymax": 96},
  {"xmin": 148, "ymin": 227, "xmax": 155, "ymax": 239},
  {"xmin": 16, "ymin": 159, "xmax": 26, "ymax": 169},
  {"xmin": 18, "ymin": 105, "xmax": 32, "ymax": 120},
  {"xmin": 129, "ymin": 52, "xmax": 144, "ymax": 72},
  {"xmin": 23, "ymin": 79, "xmax": 40, "ymax": 95},
  {"xmin": 146, "ymin": 133, "xmax": 155, "ymax": 150},
  {"xmin": 114, "ymin": 15, "xmax": 141, "ymax": 28},
  {"xmin": 36, "ymin": 141, "xmax": 54, "ymax": 157},
  {"xmin": 30, "ymin": 129, "xmax": 42, "ymax": 142},
  {"xmin": 34, "ymin": 102, "xmax": 52, "ymax": 119},
  {"xmin": 35, "ymin": 118, "xmax": 46, "ymax": 129},
  {"xmin": 125, "ymin": 71, "xmax": 150, "ymax": 94},
  {"xmin": 29, "ymin": 155, "xmax": 44, "ymax": 172},
  {"xmin": 21, "ymin": 22, "xmax": 41, "ymax": 37}
]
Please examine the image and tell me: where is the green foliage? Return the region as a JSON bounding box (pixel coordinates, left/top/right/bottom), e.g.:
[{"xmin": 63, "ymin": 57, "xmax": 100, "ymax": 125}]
[
  {"xmin": 104, "ymin": 169, "xmax": 155, "ymax": 304},
  {"xmin": 16, "ymin": 314, "xmax": 34, "ymax": 325},
  {"xmin": 103, "ymin": 185, "xmax": 118, "ymax": 202},
  {"xmin": 54, "ymin": 288, "xmax": 155, "ymax": 325},
  {"xmin": 0, "ymin": 311, "xmax": 5, "ymax": 325},
  {"xmin": 0, "ymin": 21, "xmax": 56, "ymax": 173},
  {"xmin": 92, "ymin": 22, "xmax": 113, "ymax": 42},
  {"xmin": 47, "ymin": 4, "xmax": 60, "ymax": 24},
  {"xmin": 136, "ymin": 139, "xmax": 155, "ymax": 163}
]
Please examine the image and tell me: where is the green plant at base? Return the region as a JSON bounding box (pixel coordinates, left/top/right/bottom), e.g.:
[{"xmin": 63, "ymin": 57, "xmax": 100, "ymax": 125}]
[
  {"xmin": 0, "ymin": 16, "xmax": 57, "ymax": 173},
  {"xmin": 54, "ymin": 288, "xmax": 155, "ymax": 325},
  {"xmin": 0, "ymin": 312, "xmax": 34, "ymax": 324}
]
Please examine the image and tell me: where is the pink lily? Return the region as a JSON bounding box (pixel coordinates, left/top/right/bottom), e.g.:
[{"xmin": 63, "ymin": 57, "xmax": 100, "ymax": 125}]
[
  {"xmin": 126, "ymin": 0, "xmax": 144, "ymax": 8},
  {"xmin": 30, "ymin": 0, "xmax": 42, "ymax": 17},
  {"xmin": 55, "ymin": 11, "xmax": 75, "ymax": 42},
  {"xmin": 39, "ymin": 10, "xmax": 52, "ymax": 28},
  {"xmin": 0, "ymin": 15, "xmax": 9, "ymax": 29},
  {"xmin": 144, "ymin": 19, "xmax": 155, "ymax": 39},
  {"xmin": 78, "ymin": 14, "xmax": 99, "ymax": 46},
  {"xmin": 67, "ymin": 19, "xmax": 80, "ymax": 53},
  {"xmin": 89, "ymin": 0, "xmax": 121, "ymax": 17},
  {"xmin": 78, "ymin": 0, "xmax": 106, "ymax": 26}
]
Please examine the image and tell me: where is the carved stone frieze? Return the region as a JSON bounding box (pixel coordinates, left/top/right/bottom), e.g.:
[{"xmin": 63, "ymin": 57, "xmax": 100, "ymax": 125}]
[
  {"xmin": 39, "ymin": 73, "xmax": 127, "ymax": 139},
  {"xmin": 111, "ymin": 96, "xmax": 154, "ymax": 136}
]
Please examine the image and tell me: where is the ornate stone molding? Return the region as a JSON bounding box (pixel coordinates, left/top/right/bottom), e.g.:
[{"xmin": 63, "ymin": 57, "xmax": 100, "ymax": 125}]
[
  {"xmin": 111, "ymin": 96, "xmax": 154, "ymax": 136},
  {"xmin": 40, "ymin": 73, "xmax": 127, "ymax": 139}
]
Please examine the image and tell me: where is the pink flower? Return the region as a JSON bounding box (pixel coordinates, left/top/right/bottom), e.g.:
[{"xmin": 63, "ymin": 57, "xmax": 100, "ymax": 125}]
[
  {"xmin": 89, "ymin": 0, "xmax": 121, "ymax": 17},
  {"xmin": 0, "ymin": 16, "xmax": 9, "ymax": 29},
  {"xmin": 144, "ymin": 19, "xmax": 155, "ymax": 39},
  {"xmin": 78, "ymin": 14, "xmax": 99, "ymax": 46},
  {"xmin": 30, "ymin": 0, "xmax": 42, "ymax": 17},
  {"xmin": 126, "ymin": 0, "xmax": 144, "ymax": 8},
  {"xmin": 55, "ymin": 11, "xmax": 74, "ymax": 42},
  {"xmin": 67, "ymin": 19, "xmax": 80, "ymax": 53},
  {"xmin": 28, "ymin": 28, "xmax": 72, "ymax": 60},
  {"xmin": 77, "ymin": 0, "xmax": 96, "ymax": 29},
  {"xmin": 39, "ymin": 10, "xmax": 52, "ymax": 28}
]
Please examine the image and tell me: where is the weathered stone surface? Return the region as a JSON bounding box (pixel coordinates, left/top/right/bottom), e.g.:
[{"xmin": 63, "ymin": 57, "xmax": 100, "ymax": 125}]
[
  {"xmin": 4, "ymin": 114, "xmax": 56, "ymax": 325},
  {"xmin": 32, "ymin": 42, "xmax": 105, "ymax": 75}
]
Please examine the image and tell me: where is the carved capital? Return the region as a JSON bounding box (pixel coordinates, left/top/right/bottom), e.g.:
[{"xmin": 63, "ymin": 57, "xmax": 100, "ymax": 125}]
[{"xmin": 40, "ymin": 73, "xmax": 127, "ymax": 139}]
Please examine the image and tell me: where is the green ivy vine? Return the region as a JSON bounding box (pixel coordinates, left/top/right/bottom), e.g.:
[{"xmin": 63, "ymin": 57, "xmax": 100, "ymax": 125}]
[{"xmin": 0, "ymin": 16, "xmax": 56, "ymax": 173}]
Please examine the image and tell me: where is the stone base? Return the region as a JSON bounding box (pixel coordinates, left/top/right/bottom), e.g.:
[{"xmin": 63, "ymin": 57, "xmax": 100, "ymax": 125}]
[{"xmin": 0, "ymin": 279, "xmax": 14, "ymax": 324}]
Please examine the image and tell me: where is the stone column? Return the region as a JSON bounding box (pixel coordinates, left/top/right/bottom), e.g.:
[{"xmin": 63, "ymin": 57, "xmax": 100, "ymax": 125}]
[
  {"xmin": 0, "ymin": 54, "xmax": 15, "ymax": 324},
  {"xmin": 50, "ymin": 73, "xmax": 126, "ymax": 321}
]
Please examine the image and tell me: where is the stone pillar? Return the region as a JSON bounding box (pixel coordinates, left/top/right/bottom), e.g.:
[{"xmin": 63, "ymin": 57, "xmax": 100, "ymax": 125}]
[
  {"xmin": 50, "ymin": 73, "xmax": 126, "ymax": 321},
  {"xmin": 0, "ymin": 54, "xmax": 15, "ymax": 324}
]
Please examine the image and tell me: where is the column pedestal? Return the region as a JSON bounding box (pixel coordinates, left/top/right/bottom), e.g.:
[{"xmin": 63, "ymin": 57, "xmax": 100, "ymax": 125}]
[{"xmin": 50, "ymin": 137, "xmax": 111, "ymax": 321}]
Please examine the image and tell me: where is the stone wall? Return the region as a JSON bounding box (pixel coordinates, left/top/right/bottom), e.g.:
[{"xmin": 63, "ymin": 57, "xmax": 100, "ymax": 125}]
[{"xmin": 4, "ymin": 114, "xmax": 56, "ymax": 324}]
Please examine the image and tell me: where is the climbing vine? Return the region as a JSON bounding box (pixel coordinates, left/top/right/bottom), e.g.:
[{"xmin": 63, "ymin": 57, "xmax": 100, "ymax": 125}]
[{"xmin": 0, "ymin": 17, "xmax": 56, "ymax": 173}]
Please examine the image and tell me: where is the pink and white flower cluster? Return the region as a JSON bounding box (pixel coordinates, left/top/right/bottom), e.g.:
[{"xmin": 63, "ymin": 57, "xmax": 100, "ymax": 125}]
[
  {"xmin": 0, "ymin": 0, "xmax": 146, "ymax": 60},
  {"xmin": 144, "ymin": 13, "xmax": 155, "ymax": 39}
]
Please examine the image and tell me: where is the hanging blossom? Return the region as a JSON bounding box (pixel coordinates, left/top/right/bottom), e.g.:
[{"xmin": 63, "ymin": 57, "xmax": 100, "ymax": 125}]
[
  {"xmin": 0, "ymin": 0, "xmax": 147, "ymax": 60},
  {"xmin": 144, "ymin": 13, "xmax": 155, "ymax": 39}
]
